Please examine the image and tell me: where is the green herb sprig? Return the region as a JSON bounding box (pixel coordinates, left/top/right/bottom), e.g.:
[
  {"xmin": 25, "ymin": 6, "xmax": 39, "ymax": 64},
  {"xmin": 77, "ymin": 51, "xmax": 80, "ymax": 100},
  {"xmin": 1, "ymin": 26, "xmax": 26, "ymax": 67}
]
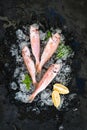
[
  {"xmin": 45, "ymin": 31, "xmax": 52, "ymax": 40},
  {"xmin": 22, "ymin": 74, "xmax": 32, "ymax": 90},
  {"xmin": 56, "ymin": 42, "xmax": 73, "ymax": 59}
]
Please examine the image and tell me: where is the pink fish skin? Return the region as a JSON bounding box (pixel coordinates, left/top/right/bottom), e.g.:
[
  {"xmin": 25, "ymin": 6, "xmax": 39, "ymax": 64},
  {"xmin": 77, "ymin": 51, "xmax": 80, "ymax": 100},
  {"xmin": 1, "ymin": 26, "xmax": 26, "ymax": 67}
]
[
  {"xmin": 28, "ymin": 64, "xmax": 61, "ymax": 102},
  {"xmin": 37, "ymin": 33, "xmax": 60, "ymax": 73},
  {"xmin": 30, "ymin": 25, "xmax": 40, "ymax": 70},
  {"xmin": 22, "ymin": 46, "xmax": 37, "ymax": 86}
]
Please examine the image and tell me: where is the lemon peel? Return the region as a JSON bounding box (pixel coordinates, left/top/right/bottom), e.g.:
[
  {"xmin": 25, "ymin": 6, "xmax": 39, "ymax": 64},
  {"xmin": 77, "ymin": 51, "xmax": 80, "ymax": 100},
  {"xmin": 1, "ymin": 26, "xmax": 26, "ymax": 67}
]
[
  {"xmin": 53, "ymin": 83, "xmax": 69, "ymax": 94},
  {"xmin": 52, "ymin": 90, "xmax": 60, "ymax": 108}
]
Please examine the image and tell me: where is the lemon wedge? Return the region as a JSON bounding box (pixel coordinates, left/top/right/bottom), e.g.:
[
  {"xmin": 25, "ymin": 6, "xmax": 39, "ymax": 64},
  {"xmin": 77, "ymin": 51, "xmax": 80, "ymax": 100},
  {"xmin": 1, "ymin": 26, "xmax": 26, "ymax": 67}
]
[
  {"xmin": 53, "ymin": 83, "xmax": 69, "ymax": 94},
  {"xmin": 52, "ymin": 91, "xmax": 60, "ymax": 108}
]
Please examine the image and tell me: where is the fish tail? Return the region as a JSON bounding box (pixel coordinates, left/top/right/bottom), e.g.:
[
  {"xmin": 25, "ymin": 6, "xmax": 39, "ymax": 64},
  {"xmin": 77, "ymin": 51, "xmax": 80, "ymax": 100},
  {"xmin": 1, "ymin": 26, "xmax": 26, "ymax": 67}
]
[
  {"xmin": 28, "ymin": 93, "xmax": 36, "ymax": 103},
  {"xmin": 36, "ymin": 63, "xmax": 42, "ymax": 73},
  {"xmin": 33, "ymin": 82, "xmax": 38, "ymax": 88},
  {"xmin": 36, "ymin": 63, "xmax": 39, "ymax": 71}
]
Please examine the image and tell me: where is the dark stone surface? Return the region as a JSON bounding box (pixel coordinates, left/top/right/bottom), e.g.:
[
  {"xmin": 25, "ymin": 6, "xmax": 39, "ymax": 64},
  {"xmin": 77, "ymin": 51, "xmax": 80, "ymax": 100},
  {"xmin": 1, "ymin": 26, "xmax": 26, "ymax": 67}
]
[{"xmin": 0, "ymin": 0, "xmax": 87, "ymax": 130}]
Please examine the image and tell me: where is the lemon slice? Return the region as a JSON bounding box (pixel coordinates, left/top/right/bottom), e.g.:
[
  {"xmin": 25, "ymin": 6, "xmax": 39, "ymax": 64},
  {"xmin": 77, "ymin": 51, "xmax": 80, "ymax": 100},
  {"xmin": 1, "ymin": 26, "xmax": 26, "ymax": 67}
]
[
  {"xmin": 52, "ymin": 91, "xmax": 60, "ymax": 108},
  {"xmin": 53, "ymin": 83, "xmax": 69, "ymax": 94}
]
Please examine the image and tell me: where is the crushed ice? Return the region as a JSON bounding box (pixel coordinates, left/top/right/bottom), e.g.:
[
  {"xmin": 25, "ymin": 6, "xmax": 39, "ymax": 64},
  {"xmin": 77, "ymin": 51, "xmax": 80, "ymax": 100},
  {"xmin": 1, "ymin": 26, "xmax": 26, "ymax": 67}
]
[{"xmin": 10, "ymin": 24, "xmax": 74, "ymax": 112}]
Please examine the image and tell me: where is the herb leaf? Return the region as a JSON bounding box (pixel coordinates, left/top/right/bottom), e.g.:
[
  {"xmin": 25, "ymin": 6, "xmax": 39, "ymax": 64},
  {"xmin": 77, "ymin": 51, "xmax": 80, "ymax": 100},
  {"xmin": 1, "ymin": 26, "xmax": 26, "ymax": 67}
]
[
  {"xmin": 22, "ymin": 74, "xmax": 32, "ymax": 90},
  {"xmin": 45, "ymin": 31, "xmax": 52, "ymax": 40},
  {"xmin": 56, "ymin": 42, "xmax": 73, "ymax": 59}
]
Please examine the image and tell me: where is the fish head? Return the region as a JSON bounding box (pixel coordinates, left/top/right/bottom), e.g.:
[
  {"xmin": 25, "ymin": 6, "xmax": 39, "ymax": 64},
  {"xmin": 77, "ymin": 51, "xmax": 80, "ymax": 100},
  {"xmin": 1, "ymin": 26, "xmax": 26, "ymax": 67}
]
[
  {"xmin": 22, "ymin": 46, "xmax": 30, "ymax": 56},
  {"xmin": 53, "ymin": 64, "xmax": 61, "ymax": 73},
  {"xmin": 30, "ymin": 24, "xmax": 39, "ymax": 34},
  {"xmin": 52, "ymin": 33, "xmax": 60, "ymax": 43}
]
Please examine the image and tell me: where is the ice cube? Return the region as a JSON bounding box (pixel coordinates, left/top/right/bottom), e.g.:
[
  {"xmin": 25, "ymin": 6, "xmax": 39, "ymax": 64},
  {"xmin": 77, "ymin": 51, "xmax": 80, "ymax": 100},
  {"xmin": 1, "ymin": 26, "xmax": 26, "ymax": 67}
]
[
  {"xmin": 10, "ymin": 47, "xmax": 18, "ymax": 56},
  {"xmin": 60, "ymin": 34, "xmax": 65, "ymax": 41},
  {"xmin": 39, "ymin": 30, "xmax": 46, "ymax": 40},
  {"xmin": 59, "ymin": 125, "xmax": 64, "ymax": 130},
  {"xmin": 19, "ymin": 72, "xmax": 25, "ymax": 80},
  {"xmin": 19, "ymin": 83, "xmax": 29, "ymax": 93},
  {"xmin": 19, "ymin": 41, "xmax": 29, "ymax": 50},
  {"xmin": 56, "ymin": 59, "xmax": 62, "ymax": 64},
  {"xmin": 64, "ymin": 65, "xmax": 71, "ymax": 73},
  {"xmin": 16, "ymin": 55, "xmax": 23, "ymax": 63},
  {"xmin": 15, "ymin": 91, "xmax": 30, "ymax": 103},
  {"xmin": 68, "ymin": 93, "xmax": 77, "ymax": 100},
  {"xmin": 55, "ymin": 28, "xmax": 62, "ymax": 34},
  {"xmin": 16, "ymin": 29, "xmax": 26, "ymax": 40},
  {"xmin": 43, "ymin": 97, "xmax": 53, "ymax": 106},
  {"xmin": 10, "ymin": 82, "xmax": 18, "ymax": 90},
  {"xmin": 14, "ymin": 68, "xmax": 20, "ymax": 78},
  {"xmin": 32, "ymin": 107, "xmax": 40, "ymax": 114},
  {"xmin": 41, "ymin": 89, "xmax": 52, "ymax": 100}
]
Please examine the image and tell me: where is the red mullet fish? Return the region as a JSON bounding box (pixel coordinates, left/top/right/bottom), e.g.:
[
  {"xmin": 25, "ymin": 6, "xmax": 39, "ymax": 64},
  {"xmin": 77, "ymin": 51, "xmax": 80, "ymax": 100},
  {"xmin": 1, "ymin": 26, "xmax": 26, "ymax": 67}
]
[
  {"xmin": 22, "ymin": 46, "xmax": 37, "ymax": 86},
  {"xmin": 37, "ymin": 33, "xmax": 60, "ymax": 73},
  {"xmin": 28, "ymin": 64, "xmax": 61, "ymax": 102},
  {"xmin": 30, "ymin": 24, "xmax": 40, "ymax": 70}
]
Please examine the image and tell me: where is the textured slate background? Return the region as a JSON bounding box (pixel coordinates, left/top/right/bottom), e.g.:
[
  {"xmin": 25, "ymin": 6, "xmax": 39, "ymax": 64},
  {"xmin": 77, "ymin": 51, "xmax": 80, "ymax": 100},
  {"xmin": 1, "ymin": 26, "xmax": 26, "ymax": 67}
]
[{"xmin": 0, "ymin": 0, "xmax": 87, "ymax": 130}]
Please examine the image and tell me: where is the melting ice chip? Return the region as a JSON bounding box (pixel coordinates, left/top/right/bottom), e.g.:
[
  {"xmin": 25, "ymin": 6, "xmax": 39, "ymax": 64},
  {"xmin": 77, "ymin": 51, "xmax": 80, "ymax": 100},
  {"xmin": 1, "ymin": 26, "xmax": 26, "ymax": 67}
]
[
  {"xmin": 62, "ymin": 65, "xmax": 71, "ymax": 73},
  {"xmin": 32, "ymin": 107, "xmax": 40, "ymax": 114},
  {"xmin": 16, "ymin": 29, "xmax": 26, "ymax": 40},
  {"xmin": 10, "ymin": 45, "xmax": 18, "ymax": 56},
  {"xmin": 39, "ymin": 30, "xmax": 46, "ymax": 40},
  {"xmin": 16, "ymin": 55, "xmax": 23, "ymax": 63},
  {"xmin": 59, "ymin": 125, "xmax": 64, "ymax": 130},
  {"xmin": 19, "ymin": 83, "xmax": 29, "ymax": 93},
  {"xmin": 56, "ymin": 59, "xmax": 63, "ymax": 64},
  {"xmin": 56, "ymin": 64, "xmax": 71, "ymax": 86},
  {"xmin": 15, "ymin": 91, "xmax": 30, "ymax": 103},
  {"xmin": 41, "ymin": 89, "xmax": 52, "ymax": 100},
  {"xmin": 10, "ymin": 82, "xmax": 18, "ymax": 90},
  {"xmin": 17, "ymin": 72, "xmax": 26, "ymax": 84},
  {"xmin": 60, "ymin": 34, "xmax": 65, "ymax": 41},
  {"xmin": 18, "ymin": 41, "xmax": 29, "ymax": 50},
  {"xmin": 68, "ymin": 93, "xmax": 77, "ymax": 100},
  {"xmin": 43, "ymin": 98, "xmax": 53, "ymax": 106},
  {"xmin": 40, "ymin": 89, "xmax": 53, "ymax": 106},
  {"xmin": 14, "ymin": 68, "xmax": 20, "ymax": 78},
  {"xmin": 55, "ymin": 28, "xmax": 62, "ymax": 34}
]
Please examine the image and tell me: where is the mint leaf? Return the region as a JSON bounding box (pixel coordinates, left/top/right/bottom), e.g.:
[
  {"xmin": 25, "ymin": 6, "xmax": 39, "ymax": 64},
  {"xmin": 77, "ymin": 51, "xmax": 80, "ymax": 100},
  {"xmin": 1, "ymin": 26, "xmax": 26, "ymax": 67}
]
[
  {"xmin": 45, "ymin": 31, "xmax": 52, "ymax": 40},
  {"xmin": 22, "ymin": 74, "xmax": 32, "ymax": 90}
]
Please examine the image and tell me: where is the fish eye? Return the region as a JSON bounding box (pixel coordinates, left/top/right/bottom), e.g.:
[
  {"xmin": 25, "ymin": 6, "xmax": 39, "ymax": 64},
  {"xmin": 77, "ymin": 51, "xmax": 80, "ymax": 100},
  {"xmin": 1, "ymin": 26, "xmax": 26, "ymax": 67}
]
[{"xmin": 36, "ymin": 29, "xmax": 38, "ymax": 31}]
